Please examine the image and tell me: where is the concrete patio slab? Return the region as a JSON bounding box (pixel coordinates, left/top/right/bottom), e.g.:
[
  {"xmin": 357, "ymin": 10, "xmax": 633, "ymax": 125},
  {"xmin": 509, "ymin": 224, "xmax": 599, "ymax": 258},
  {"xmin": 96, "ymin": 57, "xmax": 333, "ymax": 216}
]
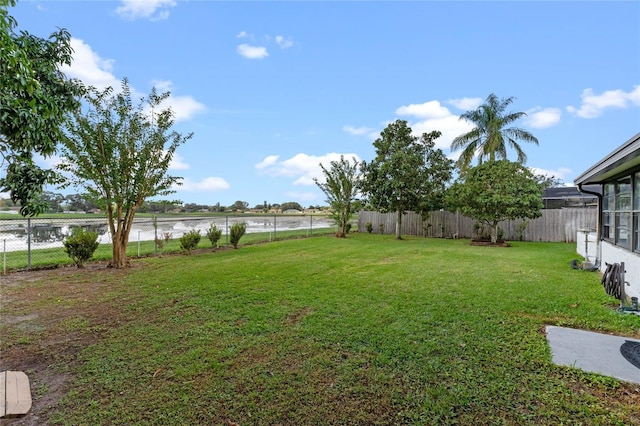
[{"xmin": 546, "ymin": 325, "xmax": 640, "ymax": 384}]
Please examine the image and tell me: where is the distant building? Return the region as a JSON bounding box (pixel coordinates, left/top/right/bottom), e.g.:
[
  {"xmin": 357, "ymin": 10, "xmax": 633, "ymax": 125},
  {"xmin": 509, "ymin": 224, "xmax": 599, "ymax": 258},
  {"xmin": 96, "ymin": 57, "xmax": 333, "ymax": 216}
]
[
  {"xmin": 574, "ymin": 131, "xmax": 640, "ymax": 300},
  {"xmin": 542, "ymin": 186, "xmax": 599, "ymax": 209}
]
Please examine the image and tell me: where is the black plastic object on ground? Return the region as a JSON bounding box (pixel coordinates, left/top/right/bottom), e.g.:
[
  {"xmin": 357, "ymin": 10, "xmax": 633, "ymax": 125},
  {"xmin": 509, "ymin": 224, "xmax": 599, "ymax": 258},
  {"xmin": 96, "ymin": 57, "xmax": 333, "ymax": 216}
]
[{"xmin": 620, "ymin": 340, "xmax": 640, "ymax": 369}]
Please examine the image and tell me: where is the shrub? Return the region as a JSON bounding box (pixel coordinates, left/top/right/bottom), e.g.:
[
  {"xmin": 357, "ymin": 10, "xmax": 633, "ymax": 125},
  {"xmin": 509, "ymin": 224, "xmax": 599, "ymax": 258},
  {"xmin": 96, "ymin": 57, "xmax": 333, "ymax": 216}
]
[
  {"xmin": 63, "ymin": 227, "xmax": 99, "ymax": 268},
  {"xmin": 154, "ymin": 238, "xmax": 164, "ymax": 249},
  {"xmin": 206, "ymin": 223, "xmax": 222, "ymax": 248},
  {"xmin": 515, "ymin": 221, "xmax": 528, "ymax": 241},
  {"xmin": 378, "ymin": 223, "xmax": 384, "ymax": 234},
  {"xmin": 180, "ymin": 229, "xmax": 201, "ymax": 254},
  {"xmin": 345, "ymin": 223, "xmax": 352, "ymax": 233},
  {"xmin": 230, "ymin": 222, "xmax": 246, "ymax": 248},
  {"xmin": 365, "ymin": 222, "xmax": 373, "ymax": 233}
]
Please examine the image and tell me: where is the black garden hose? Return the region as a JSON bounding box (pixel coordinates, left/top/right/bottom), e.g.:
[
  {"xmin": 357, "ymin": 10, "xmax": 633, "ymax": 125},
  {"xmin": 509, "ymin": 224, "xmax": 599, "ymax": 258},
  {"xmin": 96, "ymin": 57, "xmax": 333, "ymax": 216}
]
[{"xmin": 601, "ymin": 262, "xmax": 622, "ymax": 300}]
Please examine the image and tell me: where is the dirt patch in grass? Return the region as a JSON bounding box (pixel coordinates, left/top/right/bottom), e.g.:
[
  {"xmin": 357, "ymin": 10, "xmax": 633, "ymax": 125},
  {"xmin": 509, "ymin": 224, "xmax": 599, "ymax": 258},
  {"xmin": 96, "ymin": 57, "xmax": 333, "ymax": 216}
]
[{"xmin": 0, "ymin": 263, "xmax": 137, "ymax": 425}]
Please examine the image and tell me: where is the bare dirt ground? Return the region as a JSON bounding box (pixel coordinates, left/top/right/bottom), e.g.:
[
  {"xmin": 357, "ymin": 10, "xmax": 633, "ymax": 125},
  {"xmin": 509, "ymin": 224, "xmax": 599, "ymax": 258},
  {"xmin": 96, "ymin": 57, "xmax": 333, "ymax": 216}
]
[{"xmin": 0, "ymin": 263, "xmax": 137, "ymax": 425}]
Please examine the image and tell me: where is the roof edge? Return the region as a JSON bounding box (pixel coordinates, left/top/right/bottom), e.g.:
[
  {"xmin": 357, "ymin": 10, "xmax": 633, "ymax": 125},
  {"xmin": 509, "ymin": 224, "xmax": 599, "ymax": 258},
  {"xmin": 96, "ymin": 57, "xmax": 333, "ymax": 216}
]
[{"xmin": 574, "ymin": 132, "xmax": 640, "ymax": 185}]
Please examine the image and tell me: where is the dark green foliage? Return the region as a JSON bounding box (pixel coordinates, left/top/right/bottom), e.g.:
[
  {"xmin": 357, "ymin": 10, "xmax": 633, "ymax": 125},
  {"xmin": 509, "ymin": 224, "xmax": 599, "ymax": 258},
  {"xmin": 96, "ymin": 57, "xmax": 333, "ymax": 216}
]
[
  {"xmin": 0, "ymin": 0, "xmax": 81, "ymax": 216},
  {"xmin": 179, "ymin": 230, "xmax": 201, "ymax": 253},
  {"xmin": 230, "ymin": 222, "xmax": 247, "ymax": 248},
  {"xmin": 365, "ymin": 222, "xmax": 373, "ymax": 233},
  {"xmin": 63, "ymin": 227, "xmax": 99, "ymax": 268},
  {"xmin": 206, "ymin": 223, "xmax": 222, "ymax": 248},
  {"xmin": 360, "ymin": 120, "xmax": 453, "ymax": 239},
  {"xmin": 447, "ymin": 160, "xmax": 543, "ymax": 243},
  {"xmin": 280, "ymin": 201, "xmax": 303, "ymax": 211}
]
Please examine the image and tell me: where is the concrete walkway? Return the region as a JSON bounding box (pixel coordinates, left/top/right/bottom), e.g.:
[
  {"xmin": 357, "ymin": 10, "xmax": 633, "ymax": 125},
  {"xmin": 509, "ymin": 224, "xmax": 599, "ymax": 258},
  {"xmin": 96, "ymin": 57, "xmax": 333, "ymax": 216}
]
[{"xmin": 546, "ymin": 326, "xmax": 640, "ymax": 384}]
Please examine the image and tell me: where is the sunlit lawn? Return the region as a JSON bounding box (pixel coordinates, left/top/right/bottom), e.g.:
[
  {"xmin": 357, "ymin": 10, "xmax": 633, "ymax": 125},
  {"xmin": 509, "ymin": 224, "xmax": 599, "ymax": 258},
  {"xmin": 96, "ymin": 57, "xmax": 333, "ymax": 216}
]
[{"xmin": 3, "ymin": 234, "xmax": 639, "ymax": 425}]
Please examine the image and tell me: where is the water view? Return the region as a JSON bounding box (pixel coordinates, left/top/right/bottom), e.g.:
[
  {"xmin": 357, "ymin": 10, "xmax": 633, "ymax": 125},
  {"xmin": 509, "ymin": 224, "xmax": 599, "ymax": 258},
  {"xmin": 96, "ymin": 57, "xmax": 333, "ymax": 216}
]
[{"xmin": 0, "ymin": 215, "xmax": 336, "ymax": 252}]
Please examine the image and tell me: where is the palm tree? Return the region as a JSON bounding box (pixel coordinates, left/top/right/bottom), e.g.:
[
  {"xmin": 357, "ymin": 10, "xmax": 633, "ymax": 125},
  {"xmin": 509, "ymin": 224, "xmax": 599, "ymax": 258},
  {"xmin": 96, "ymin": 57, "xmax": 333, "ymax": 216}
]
[{"xmin": 451, "ymin": 93, "xmax": 539, "ymax": 170}]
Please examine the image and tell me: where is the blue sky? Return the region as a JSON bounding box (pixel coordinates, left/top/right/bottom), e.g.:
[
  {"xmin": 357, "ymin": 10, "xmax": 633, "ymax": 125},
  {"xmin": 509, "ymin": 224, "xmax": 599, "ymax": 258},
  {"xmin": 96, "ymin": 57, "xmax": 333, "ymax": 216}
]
[{"xmin": 9, "ymin": 0, "xmax": 640, "ymax": 208}]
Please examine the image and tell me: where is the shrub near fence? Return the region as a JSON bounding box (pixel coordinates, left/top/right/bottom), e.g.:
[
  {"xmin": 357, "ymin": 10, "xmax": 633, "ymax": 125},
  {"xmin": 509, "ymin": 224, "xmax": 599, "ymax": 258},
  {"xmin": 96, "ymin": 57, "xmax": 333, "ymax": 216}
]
[
  {"xmin": 358, "ymin": 208, "xmax": 597, "ymax": 242},
  {"xmin": 0, "ymin": 214, "xmax": 337, "ymax": 272}
]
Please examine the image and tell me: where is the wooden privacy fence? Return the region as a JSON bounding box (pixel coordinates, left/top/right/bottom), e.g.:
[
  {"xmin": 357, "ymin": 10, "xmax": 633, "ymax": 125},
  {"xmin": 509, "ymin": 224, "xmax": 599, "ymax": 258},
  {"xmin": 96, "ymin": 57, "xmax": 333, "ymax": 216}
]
[{"xmin": 357, "ymin": 208, "xmax": 597, "ymax": 243}]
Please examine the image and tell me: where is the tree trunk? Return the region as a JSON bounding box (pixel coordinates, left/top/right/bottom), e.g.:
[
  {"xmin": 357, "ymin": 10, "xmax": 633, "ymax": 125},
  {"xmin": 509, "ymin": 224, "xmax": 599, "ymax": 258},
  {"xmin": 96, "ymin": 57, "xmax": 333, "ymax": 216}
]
[
  {"xmin": 111, "ymin": 224, "xmax": 131, "ymax": 268},
  {"xmin": 491, "ymin": 222, "xmax": 499, "ymax": 244},
  {"xmin": 395, "ymin": 211, "xmax": 402, "ymax": 240}
]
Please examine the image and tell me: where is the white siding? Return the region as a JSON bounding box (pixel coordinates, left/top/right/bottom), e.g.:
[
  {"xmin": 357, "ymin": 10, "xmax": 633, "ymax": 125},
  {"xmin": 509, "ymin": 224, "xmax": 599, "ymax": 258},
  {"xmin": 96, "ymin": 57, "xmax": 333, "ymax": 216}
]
[{"xmin": 576, "ymin": 231, "xmax": 598, "ymax": 264}]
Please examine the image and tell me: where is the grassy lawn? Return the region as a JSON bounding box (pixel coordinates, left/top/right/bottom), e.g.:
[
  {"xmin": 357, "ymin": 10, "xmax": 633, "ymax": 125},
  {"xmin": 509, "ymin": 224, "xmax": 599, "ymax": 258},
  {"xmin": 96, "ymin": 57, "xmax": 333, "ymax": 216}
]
[{"xmin": 1, "ymin": 234, "xmax": 639, "ymax": 425}]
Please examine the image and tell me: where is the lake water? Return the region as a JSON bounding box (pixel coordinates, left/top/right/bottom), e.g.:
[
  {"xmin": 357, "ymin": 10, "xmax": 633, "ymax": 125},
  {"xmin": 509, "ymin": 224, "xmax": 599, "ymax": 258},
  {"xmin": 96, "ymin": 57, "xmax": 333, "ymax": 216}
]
[{"xmin": 0, "ymin": 215, "xmax": 336, "ymax": 252}]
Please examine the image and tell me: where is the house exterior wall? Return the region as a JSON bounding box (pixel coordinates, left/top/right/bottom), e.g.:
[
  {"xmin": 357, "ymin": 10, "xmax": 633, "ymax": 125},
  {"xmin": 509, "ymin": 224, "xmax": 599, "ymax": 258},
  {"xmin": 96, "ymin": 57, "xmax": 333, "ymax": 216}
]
[
  {"xmin": 600, "ymin": 241, "xmax": 640, "ymax": 300},
  {"xmin": 576, "ymin": 231, "xmax": 598, "ymax": 264}
]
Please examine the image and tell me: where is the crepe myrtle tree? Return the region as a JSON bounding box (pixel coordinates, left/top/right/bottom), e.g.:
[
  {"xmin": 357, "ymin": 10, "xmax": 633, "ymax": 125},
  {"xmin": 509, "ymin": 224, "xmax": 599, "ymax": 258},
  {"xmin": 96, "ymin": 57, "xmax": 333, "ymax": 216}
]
[
  {"xmin": 446, "ymin": 160, "xmax": 543, "ymax": 244},
  {"xmin": 60, "ymin": 78, "xmax": 193, "ymax": 268},
  {"xmin": 0, "ymin": 0, "xmax": 81, "ymax": 216},
  {"xmin": 314, "ymin": 155, "xmax": 360, "ymax": 237},
  {"xmin": 360, "ymin": 120, "xmax": 453, "ymax": 239}
]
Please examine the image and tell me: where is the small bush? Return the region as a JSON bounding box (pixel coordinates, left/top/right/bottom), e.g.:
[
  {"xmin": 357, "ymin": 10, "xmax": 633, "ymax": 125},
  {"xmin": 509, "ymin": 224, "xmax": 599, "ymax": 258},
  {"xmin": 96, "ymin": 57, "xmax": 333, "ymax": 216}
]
[
  {"xmin": 345, "ymin": 223, "xmax": 352, "ymax": 233},
  {"xmin": 515, "ymin": 221, "xmax": 528, "ymax": 241},
  {"xmin": 206, "ymin": 223, "xmax": 222, "ymax": 248},
  {"xmin": 365, "ymin": 222, "xmax": 373, "ymax": 233},
  {"xmin": 63, "ymin": 227, "xmax": 99, "ymax": 268},
  {"xmin": 378, "ymin": 223, "xmax": 384, "ymax": 234},
  {"xmin": 230, "ymin": 222, "xmax": 247, "ymax": 248},
  {"xmin": 154, "ymin": 238, "xmax": 164, "ymax": 249},
  {"xmin": 180, "ymin": 229, "xmax": 201, "ymax": 254}
]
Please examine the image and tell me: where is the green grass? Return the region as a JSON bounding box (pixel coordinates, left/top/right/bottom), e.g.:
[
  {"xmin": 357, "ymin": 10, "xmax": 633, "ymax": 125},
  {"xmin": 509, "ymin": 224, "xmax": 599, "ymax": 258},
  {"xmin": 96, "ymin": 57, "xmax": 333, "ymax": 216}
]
[{"xmin": 6, "ymin": 234, "xmax": 640, "ymax": 425}]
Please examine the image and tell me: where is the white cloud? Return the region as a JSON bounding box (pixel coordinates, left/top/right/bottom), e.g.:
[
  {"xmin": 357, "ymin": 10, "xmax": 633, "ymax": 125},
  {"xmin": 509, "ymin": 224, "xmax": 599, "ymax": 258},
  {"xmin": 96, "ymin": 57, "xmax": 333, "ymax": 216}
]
[
  {"xmin": 413, "ymin": 115, "xmax": 474, "ymax": 151},
  {"xmin": 61, "ymin": 41, "xmax": 205, "ymax": 122},
  {"xmin": 255, "ymin": 155, "xmax": 279, "ymax": 169},
  {"xmin": 169, "ymin": 153, "xmax": 189, "ymax": 170},
  {"xmin": 148, "ymin": 80, "xmax": 206, "ymax": 121},
  {"xmin": 396, "ymin": 100, "xmax": 451, "ymax": 119},
  {"xmin": 343, "ymin": 125, "xmax": 373, "ymax": 136},
  {"xmin": 395, "ymin": 100, "xmax": 474, "ymax": 150},
  {"xmin": 158, "ymin": 93, "xmax": 206, "ymax": 122},
  {"xmin": 177, "ymin": 177, "xmax": 230, "ymax": 192},
  {"xmin": 138, "ymin": 80, "xmax": 205, "ymax": 122},
  {"xmin": 255, "ymin": 152, "xmax": 361, "ymax": 186},
  {"xmin": 237, "ymin": 30, "xmax": 248, "ymax": 38},
  {"xmin": 525, "ymin": 107, "xmax": 562, "ymax": 129},
  {"xmin": 61, "ymin": 38, "xmax": 120, "ymax": 90},
  {"xmin": 529, "ymin": 167, "xmax": 572, "ymax": 182},
  {"xmin": 237, "ymin": 44, "xmax": 269, "ymax": 59},
  {"xmin": 275, "ymin": 35, "xmax": 293, "ymax": 49},
  {"xmin": 567, "ymin": 86, "xmax": 640, "ymax": 119},
  {"xmin": 115, "ymin": 0, "xmax": 177, "ymax": 21},
  {"xmin": 448, "ymin": 97, "xmax": 483, "ymax": 111}
]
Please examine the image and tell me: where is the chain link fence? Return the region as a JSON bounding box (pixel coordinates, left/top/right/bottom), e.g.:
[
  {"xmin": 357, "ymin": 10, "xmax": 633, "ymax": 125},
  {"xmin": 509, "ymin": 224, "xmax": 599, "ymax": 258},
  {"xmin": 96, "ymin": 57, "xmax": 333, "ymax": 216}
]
[{"xmin": 1, "ymin": 215, "xmax": 337, "ymax": 273}]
